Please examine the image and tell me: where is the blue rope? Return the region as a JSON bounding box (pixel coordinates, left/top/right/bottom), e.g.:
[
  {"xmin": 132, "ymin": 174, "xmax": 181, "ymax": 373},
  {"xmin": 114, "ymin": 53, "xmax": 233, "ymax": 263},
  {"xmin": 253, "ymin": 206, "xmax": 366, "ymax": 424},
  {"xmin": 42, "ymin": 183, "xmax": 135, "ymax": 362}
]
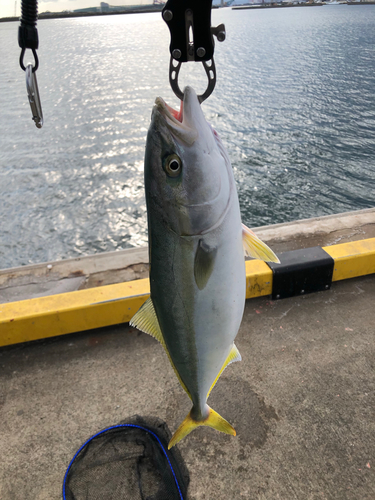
[{"xmin": 62, "ymin": 424, "xmax": 184, "ymax": 500}]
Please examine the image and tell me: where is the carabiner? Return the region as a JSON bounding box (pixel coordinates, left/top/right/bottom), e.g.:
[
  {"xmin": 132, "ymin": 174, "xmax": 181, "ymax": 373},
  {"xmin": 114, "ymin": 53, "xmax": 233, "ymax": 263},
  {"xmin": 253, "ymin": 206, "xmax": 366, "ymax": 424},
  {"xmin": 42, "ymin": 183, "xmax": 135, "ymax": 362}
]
[{"xmin": 25, "ymin": 63, "xmax": 43, "ymax": 128}]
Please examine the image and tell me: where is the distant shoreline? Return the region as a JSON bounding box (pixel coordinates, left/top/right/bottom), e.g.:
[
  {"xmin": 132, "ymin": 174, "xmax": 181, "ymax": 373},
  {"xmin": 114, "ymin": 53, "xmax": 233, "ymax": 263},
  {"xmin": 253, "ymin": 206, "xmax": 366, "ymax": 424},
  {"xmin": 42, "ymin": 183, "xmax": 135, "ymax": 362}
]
[
  {"xmin": 233, "ymin": 2, "xmax": 323, "ymax": 8},
  {"xmin": 0, "ymin": 5, "xmax": 163, "ymax": 23},
  {"xmin": 1, "ymin": 1, "xmax": 374, "ymax": 23},
  {"xmin": 233, "ymin": 1, "xmax": 375, "ymax": 10}
]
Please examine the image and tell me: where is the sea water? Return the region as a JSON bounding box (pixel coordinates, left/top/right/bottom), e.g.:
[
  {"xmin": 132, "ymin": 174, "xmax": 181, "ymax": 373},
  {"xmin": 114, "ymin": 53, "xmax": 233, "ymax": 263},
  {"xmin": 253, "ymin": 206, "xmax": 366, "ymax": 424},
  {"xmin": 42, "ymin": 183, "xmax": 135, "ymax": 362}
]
[{"xmin": 0, "ymin": 6, "xmax": 374, "ymax": 268}]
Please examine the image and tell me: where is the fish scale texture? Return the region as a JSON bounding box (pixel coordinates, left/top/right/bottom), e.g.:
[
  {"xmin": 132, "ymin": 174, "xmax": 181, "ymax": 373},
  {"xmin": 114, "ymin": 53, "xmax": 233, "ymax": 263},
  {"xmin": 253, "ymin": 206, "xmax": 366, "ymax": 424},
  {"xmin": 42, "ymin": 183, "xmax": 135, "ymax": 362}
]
[{"xmin": 63, "ymin": 416, "xmax": 189, "ymax": 500}]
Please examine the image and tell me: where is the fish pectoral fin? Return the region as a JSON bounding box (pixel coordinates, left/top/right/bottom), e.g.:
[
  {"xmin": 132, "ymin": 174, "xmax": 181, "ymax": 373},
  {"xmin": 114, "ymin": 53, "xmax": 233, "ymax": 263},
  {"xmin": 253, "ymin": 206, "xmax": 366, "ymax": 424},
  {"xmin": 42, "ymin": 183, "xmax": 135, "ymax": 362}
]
[
  {"xmin": 130, "ymin": 297, "xmax": 192, "ymax": 400},
  {"xmin": 206, "ymin": 343, "xmax": 242, "ymax": 400},
  {"xmin": 168, "ymin": 406, "xmax": 236, "ymax": 449},
  {"xmin": 194, "ymin": 239, "xmax": 217, "ymax": 290},
  {"xmin": 242, "ymin": 223, "xmax": 280, "ymax": 263}
]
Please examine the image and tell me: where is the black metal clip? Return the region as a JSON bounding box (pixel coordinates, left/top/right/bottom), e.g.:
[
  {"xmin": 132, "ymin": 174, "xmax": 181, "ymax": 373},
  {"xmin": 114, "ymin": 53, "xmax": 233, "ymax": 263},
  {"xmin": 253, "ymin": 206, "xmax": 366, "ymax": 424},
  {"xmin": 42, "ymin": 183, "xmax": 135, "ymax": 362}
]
[{"xmin": 162, "ymin": 0, "xmax": 226, "ymax": 103}]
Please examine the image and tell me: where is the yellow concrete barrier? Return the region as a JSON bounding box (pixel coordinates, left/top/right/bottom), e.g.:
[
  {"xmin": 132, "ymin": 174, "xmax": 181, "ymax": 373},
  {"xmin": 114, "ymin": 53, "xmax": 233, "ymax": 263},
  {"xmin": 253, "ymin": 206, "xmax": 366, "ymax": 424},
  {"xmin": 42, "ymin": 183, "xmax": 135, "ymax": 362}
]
[
  {"xmin": 0, "ymin": 238, "xmax": 374, "ymax": 348},
  {"xmin": 323, "ymin": 238, "xmax": 375, "ymax": 282},
  {"xmin": 0, "ymin": 279, "xmax": 149, "ymax": 347}
]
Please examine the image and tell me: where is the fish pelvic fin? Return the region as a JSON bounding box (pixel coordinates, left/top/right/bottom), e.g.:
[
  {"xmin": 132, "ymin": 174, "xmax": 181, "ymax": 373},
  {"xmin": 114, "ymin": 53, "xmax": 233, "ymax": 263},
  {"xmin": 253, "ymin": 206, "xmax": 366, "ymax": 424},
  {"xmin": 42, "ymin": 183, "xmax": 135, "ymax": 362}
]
[
  {"xmin": 242, "ymin": 223, "xmax": 280, "ymax": 263},
  {"xmin": 206, "ymin": 343, "xmax": 242, "ymax": 400},
  {"xmin": 168, "ymin": 406, "xmax": 236, "ymax": 449},
  {"xmin": 130, "ymin": 297, "xmax": 192, "ymax": 400}
]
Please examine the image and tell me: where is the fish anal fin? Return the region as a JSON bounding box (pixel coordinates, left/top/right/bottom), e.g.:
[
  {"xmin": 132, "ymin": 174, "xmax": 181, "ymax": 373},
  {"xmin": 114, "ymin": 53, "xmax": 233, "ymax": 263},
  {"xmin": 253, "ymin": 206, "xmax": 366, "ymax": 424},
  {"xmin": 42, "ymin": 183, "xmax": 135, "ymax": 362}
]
[
  {"xmin": 194, "ymin": 239, "xmax": 217, "ymax": 290},
  {"xmin": 168, "ymin": 405, "xmax": 236, "ymax": 449},
  {"xmin": 130, "ymin": 297, "xmax": 163, "ymax": 343},
  {"xmin": 207, "ymin": 343, "xmax": 242, "ymax": 400},
  {"xmin": 130, "ymin": 298, "xmax": 192, "ymax": 400},
  {"xmin": 242, "ymin": 223, "xmax": 280, "ymax": 263}
]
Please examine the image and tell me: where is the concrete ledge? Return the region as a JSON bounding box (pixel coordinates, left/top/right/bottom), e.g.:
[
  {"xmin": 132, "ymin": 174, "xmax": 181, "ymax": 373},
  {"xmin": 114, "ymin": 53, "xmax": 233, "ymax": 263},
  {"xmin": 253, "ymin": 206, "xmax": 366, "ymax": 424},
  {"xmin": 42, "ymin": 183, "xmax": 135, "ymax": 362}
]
[
  {"xmin": 254, "ymin": 207, "xmax": 375, "ymax": 252},
  {"xmin": 1, "ymin": 208, "xmax": 374, "ymax": 304},
  {"xmin": 0, "ymin": 247, "xmax": 149, "ymax": 303}
]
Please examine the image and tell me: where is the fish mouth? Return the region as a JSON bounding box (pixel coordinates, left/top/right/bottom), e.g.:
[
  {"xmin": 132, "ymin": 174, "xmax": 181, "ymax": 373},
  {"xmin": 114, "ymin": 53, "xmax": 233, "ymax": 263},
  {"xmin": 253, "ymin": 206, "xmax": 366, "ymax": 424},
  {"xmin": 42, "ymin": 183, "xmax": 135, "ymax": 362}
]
[
  {"xmin": 155, "ymin": 97, "xmax": 183, "ymax": 124},
  {"xmin": 153, "ymin": 87, "xmax": 199, "ymax": 146}
]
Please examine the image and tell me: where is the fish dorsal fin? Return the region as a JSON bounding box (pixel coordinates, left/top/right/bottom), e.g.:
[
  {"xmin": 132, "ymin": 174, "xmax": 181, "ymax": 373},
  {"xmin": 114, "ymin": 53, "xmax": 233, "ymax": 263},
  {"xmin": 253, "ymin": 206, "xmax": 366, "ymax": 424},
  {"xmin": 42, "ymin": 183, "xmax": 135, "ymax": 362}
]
[
  {"xmin": 242, "ymin": 223, "xmax": 280, "ymax": 263},
  {"xmin": 130, "ymin": 298, "xmax": 192, "ymax": 400},
  {"xmin": 194, "ymin": 239, "xmax": 217, "ymax": 290},
  {"xmin": 206, "ymin": 343, "xmax": 242, "ymax": 400}
]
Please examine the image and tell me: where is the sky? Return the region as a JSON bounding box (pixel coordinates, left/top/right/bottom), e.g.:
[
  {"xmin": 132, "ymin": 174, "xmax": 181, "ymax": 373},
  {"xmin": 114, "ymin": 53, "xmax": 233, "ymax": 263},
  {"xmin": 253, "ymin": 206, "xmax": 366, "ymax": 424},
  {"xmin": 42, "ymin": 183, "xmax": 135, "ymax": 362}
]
[{"xmin": 0, "ymin": 0, "xmax": 152, "ymax": 19}]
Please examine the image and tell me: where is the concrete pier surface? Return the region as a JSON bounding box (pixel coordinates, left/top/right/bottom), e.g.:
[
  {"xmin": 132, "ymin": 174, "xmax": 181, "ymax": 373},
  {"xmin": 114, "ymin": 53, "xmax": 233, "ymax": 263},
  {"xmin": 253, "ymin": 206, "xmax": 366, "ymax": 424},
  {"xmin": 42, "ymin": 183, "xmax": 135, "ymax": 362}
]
[
  {"xmin": 0, "ymin": 209, "xmax": 374, "ymax": 499},
  {"xmin": 0, "ymin": 279, "xmax": 374, "ymax": 499}
]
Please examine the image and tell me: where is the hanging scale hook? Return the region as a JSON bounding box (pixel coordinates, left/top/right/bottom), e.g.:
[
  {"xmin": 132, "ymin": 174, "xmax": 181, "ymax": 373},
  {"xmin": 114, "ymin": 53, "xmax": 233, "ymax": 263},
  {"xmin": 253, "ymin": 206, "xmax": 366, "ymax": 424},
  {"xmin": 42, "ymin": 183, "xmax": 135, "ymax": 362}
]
[{"xmin": 162, "ymin": 0, "xmax": 225, "ymax": 103}]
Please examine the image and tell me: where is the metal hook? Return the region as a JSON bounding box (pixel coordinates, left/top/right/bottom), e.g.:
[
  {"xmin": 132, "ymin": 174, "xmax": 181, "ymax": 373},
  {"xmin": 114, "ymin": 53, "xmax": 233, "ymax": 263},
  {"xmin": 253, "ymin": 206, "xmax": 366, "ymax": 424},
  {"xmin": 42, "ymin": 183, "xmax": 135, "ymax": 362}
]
[
  {"xmin": 25, "ymin": 63, "xmax": 43, "ymax": 128},
  {"xmin": 169, "ymin": 56, "xmax": 216, "ymax": 104}
]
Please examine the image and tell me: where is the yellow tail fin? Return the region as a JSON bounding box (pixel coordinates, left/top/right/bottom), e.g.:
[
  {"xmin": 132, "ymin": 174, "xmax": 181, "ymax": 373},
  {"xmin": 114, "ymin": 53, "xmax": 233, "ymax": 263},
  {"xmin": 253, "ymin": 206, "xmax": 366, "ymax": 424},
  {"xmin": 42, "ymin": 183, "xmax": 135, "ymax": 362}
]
[{"xmin": 168, "ymin": 406, "xmax": 236, "ymax": 449}]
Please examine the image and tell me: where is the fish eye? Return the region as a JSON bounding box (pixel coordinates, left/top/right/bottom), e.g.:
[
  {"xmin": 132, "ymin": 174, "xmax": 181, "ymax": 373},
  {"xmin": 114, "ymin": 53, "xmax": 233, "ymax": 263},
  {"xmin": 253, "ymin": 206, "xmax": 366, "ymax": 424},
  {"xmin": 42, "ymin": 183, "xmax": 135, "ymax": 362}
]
[{"xmin": 165, "ymin": 154, "xmax": 182, "ymax": 177}]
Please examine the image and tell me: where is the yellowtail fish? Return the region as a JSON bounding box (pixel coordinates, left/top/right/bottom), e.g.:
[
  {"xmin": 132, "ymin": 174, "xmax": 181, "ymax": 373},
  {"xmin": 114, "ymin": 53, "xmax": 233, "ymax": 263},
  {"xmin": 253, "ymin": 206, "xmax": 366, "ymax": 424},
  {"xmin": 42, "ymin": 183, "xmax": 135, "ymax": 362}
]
[{"xmin": 131, "ymin": 87, "xmax": 279, "ymax": 449}]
